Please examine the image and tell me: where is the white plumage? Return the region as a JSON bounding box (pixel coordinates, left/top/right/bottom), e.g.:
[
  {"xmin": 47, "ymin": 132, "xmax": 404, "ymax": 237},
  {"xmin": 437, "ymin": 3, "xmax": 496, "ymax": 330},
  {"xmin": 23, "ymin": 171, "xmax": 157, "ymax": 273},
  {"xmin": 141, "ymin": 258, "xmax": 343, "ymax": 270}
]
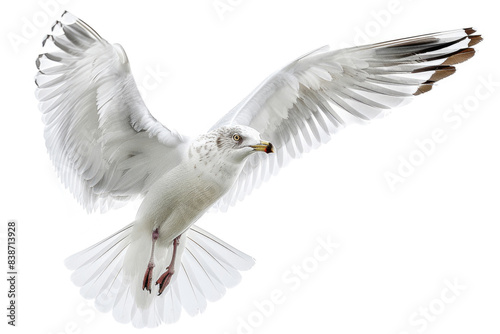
[{"xmin": 35, "ymin": 11, "xmax": 481, "ymax": 327}]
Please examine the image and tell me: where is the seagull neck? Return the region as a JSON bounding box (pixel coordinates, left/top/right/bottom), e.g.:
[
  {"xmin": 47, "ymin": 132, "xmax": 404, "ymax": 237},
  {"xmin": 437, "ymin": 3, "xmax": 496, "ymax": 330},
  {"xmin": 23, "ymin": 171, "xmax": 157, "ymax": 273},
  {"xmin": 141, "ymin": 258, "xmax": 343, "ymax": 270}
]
[{"xmin": 186, "ymin": 144, "xmax": 245, "ymax": 190}]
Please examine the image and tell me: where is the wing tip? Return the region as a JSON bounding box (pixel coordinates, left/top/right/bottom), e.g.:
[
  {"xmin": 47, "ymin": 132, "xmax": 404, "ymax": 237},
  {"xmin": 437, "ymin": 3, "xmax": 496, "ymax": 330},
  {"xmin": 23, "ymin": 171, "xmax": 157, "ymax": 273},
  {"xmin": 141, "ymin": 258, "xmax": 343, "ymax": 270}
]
[
  {"xmin": 60, "ymin": 10, "xmax": 78, "ymax": 24},
  {"xmin": 413, "ymin": 84, "xmax": 432, "ymax": 96},
  {"xmin": 468, "ymin": 35, "xmax": 483, "ymax": 47},
  {"xmin": 409, "ymin": 27, "xmax": 483, "ymax": 97},
  {"xmin": 412, "ymin": 66, "xmax": 457, "ymax": 96},
  {"xmin": 442, "ymin": 47, "xmax": 476, "ymax": 66},
  {"xmin": 463, "ymin": 27, "xmax": 483, "ymax": 47},
  {"xmin": 464, "ymin": 27, "xmax": 476, "ymax": 35}
]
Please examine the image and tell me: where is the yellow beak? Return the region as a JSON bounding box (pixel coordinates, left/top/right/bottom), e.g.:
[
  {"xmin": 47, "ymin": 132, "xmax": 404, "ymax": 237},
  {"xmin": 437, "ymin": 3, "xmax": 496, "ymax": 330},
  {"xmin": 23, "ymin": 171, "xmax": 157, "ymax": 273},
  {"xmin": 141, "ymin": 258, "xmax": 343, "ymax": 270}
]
[{"xmin": 250, "ymin": 141, "xmax": 275, "ymax": 154}]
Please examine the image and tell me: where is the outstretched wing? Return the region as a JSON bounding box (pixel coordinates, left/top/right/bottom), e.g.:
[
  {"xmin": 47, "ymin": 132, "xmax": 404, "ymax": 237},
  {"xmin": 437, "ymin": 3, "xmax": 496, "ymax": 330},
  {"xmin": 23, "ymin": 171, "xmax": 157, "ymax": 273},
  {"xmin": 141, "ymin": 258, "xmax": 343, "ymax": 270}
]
[
  {"xmin": 35, "ymin": 12, "xmax": 188, "ymax": 213},
  {"xmin": 211, "ymin": 28, "xmax": 482, "ymax": 211}
]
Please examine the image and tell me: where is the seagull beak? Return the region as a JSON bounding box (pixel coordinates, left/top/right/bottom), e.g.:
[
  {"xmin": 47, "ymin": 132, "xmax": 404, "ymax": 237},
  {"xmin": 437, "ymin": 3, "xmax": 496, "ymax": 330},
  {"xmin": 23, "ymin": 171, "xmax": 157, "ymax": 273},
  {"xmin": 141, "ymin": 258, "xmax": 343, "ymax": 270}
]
[{"xmin": 250, "ymin": 141, "xmax": 275, "ymax": 154}]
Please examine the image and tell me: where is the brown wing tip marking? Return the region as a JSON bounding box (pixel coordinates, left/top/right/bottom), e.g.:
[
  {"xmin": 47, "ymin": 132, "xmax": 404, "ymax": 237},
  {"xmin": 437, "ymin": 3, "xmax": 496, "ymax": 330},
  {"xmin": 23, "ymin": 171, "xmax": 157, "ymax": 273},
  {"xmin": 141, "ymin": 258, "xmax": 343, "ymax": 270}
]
[{"xmin": 413, "ymin": 66, "xmax": 456, "ymax": 96}]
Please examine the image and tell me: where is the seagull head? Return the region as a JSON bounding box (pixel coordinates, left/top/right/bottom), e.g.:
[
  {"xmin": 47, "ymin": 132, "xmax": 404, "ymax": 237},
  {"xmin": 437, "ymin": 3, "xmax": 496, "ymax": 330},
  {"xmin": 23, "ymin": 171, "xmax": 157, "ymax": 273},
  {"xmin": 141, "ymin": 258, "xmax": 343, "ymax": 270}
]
[{"xmin": 200, "ymin": 125, "xmax": 274, "ymax": 164}]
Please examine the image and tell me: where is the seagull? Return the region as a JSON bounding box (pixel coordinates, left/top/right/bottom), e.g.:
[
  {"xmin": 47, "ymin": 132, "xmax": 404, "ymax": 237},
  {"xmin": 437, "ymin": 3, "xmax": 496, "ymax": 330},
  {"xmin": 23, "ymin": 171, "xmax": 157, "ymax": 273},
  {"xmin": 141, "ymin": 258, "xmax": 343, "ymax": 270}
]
[{"xmin": 35, "ymin": 11, "xmax": 481, "ymax": 327}]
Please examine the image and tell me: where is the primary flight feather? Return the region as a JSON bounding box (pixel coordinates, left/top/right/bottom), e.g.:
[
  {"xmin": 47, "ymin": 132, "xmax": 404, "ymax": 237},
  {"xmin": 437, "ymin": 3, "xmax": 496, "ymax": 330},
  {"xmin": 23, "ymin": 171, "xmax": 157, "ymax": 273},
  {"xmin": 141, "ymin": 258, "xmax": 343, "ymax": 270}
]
[{"xmin": 35, "ymin": 11, "xmax": 481, "ymax": 327}]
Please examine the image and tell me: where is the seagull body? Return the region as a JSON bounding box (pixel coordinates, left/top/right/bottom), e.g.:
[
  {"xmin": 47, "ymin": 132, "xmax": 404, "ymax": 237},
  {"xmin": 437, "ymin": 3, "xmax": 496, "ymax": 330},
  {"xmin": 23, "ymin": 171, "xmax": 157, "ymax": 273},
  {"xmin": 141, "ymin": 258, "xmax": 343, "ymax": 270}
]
[
  {"xmin": 126, "ymin": 126, "xmax": 272, "ymax": 309},
  {"xmin": 35, "ymin": 11, "xmax": 481, "ymax": 327},
  {"xmin": 136, "ymin": 126, "xmax": 271, "ymax": 249}
]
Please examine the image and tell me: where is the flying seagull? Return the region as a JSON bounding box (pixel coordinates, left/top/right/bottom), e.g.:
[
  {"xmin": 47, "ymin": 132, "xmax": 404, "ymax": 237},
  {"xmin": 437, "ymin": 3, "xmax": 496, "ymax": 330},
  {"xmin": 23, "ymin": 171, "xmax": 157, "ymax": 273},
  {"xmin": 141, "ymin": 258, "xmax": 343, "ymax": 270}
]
[{"xmin": 35, "ymin": 11, "xmax": 481, "ymax": 327}]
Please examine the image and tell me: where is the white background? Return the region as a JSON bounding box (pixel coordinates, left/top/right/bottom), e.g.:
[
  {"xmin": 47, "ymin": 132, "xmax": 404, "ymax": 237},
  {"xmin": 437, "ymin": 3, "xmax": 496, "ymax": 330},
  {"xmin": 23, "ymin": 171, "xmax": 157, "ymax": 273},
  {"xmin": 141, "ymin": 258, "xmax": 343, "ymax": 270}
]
[{"xmin": 2, "ymin": 0, "xmax": 499, "ymax": 333}]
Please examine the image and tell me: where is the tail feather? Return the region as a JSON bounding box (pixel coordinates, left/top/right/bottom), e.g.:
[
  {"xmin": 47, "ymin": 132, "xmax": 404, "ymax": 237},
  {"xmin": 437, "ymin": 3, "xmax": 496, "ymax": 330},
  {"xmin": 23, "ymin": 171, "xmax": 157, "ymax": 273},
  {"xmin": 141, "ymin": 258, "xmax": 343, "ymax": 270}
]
[
  {"xmin": 65, "ymin": 223, "xmax": 133, "ymax": 300},
  {"xmin": 65, "ymin": 224, "xmax": 254, "ymax": 327}
]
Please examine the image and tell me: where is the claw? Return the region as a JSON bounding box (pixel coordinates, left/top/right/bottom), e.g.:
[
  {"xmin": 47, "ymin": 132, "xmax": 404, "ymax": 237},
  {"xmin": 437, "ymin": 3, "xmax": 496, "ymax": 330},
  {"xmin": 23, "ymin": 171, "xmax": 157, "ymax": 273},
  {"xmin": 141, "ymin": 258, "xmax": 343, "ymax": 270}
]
[
  {"xmin": 155, "ymin": 266, "xmax": 175, "ymax": 296},
  {"xmin": 142, "ymin": 262, "xmax": 154, "ymax": 293}
]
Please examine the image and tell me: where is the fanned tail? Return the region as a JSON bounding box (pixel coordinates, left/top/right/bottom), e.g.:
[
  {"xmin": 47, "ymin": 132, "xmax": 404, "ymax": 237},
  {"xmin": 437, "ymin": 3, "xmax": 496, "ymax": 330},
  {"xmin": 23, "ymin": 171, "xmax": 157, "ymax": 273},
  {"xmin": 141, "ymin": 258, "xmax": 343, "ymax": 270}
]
[{"xmin": 65, "ymin": 224, "xmax": 254, "ymax": 328}]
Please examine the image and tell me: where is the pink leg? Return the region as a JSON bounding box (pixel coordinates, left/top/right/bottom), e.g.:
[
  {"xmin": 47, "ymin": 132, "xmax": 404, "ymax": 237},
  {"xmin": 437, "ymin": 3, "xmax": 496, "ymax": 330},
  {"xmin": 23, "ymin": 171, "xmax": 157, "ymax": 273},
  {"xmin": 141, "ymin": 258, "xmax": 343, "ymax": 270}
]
[
  {"xmin": 155, "ymin": 236, "xmax": 181, "ymax": 296},
  {"xmin": 142, "ymin": 228, "xmax": 159, "ymax": 293}
]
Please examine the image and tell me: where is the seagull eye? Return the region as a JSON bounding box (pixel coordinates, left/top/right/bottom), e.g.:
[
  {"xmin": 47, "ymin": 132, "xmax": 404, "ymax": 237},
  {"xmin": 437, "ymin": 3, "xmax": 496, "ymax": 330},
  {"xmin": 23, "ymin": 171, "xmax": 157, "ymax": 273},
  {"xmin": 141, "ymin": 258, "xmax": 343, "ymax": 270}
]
[{"xmin": 232, "ymin": 134, "xmax": 241, "ymax": 142}]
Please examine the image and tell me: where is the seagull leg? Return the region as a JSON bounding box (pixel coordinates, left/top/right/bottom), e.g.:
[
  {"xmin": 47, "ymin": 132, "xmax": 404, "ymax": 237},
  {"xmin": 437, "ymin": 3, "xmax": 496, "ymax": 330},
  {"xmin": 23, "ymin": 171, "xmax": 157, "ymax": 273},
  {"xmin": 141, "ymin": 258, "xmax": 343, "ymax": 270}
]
[
  {"xmin": 156, "ymin": 235, "xmax": 181, "ymax": 296},
  {"xmin": 142, "ymin": 228, "xmax": 159, "ymax": 293}
]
